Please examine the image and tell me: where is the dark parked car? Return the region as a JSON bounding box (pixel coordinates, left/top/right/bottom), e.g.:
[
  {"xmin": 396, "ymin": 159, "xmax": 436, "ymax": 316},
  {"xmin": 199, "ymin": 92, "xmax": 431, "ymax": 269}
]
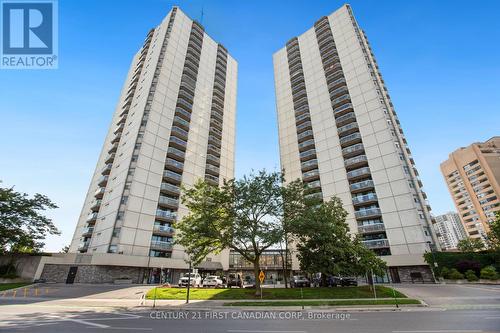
[
  {"xmin": 227, "ymin": 273, "xmax": 243, "ymax": 288},
  {"xmin": 290, "ymin": 275, "xmax": 310, "ymax": 288},
  {"xmin": 329, "ymin": 276, "xmax": 358, "ymax": 287}
]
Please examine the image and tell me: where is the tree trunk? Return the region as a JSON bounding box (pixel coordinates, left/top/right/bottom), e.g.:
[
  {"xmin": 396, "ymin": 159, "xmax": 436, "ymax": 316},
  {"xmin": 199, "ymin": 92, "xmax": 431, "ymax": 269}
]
[
  {"xmin": 253, "ymin": 255, "xmax": 261, "ymax": 296},
  {"xmin": 283, "ymin": 244, "xmax": 289, "ymax": 288},
  {"xmin": 279, "ymin": 246, "xmax": 287, "ymax": 288}
]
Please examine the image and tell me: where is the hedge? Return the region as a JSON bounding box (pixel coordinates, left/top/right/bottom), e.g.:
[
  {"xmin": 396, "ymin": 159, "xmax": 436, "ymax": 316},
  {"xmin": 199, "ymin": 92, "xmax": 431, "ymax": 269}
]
[{"xmin": 424, "ymin": 250, "xmax": 500, "ymax": 277}]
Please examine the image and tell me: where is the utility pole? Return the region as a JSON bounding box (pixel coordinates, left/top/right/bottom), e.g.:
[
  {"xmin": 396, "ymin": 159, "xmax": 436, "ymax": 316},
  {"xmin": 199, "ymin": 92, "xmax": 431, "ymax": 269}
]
[{"xmin": 186, "ymin": 260, "xmax": 192, "ymax": 304}]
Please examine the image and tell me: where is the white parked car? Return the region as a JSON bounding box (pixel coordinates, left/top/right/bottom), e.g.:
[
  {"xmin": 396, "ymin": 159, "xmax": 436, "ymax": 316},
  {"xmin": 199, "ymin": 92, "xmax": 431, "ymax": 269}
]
[
  {"xmin": 178, "ymin": 273, "xmax": 202, "ymax": 287},
  {"xmin": 202, "ymin": 275, "xmax": 223, "ymax": 288}
]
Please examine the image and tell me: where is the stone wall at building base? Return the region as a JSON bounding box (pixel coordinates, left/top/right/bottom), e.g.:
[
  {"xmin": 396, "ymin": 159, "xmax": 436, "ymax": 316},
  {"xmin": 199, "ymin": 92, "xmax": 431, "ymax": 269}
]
[
  {"xmin": 40, "ymin": 264, "xmax": 147, "ymax": 284},
  {"xmin": 396, "ymin": 265, "xmax": 434, "ymax": 283}
]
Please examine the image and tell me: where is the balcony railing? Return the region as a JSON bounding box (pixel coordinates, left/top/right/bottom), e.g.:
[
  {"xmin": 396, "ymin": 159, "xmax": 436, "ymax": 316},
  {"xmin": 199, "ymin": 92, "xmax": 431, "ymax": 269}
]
[
  {"xmin": 329, "ymin": 86, "xmax": 348, "ymax": 99},
  {"xmin": 163, "ymin": 170, "xmax": 182, "ymax": 183},
  {"xmin": 335, "ymin": 112, "xmax": 356, "ymax": 127},
  {"xmin": 346, "ymin": 167, "xmax": 371, "ymax": 180},
  {"xmin": 105, "ymin": 153, "xmax": 115, "ymax": 164},
  {"xmin": 169, "ymin": 136, "xmax": 187, "ymax": 149},
  {"xmin": 94, "ymin": 187, "xmax": 105, "ymax": 199},
  {"xmin": 153, "ymin": 225, "xmax": 175, "ymax": 235},
  {"xmin": 165, "ymin": 158, "xmax": 184, "ymax": 171},
  {"xmin": 173, "ymin": 116, "xmax": 190, "ymax": 130},
  {"xmin": 327, "ymin": 77, "xmax": 346, "ymax": 90},
  {"xmin": 175, "ymin": 107, "xmax": 191, "ymax": 121},
  {"xmin": 150, "ymin": 241, "xmax": 173, "ymax": 251},
  {"xmin": 207, "ymin": 144, "xmax": 221, "ymax": 156},
  {"xmin": 160, "ymin": 183, "xmax": 180, "ymax": 195},
  {"xmin": 86, "ymin": 212, "xmax": 98, "ymax": 222},
  {"xmin": 357, "ymin": 223, "xmax": 385, "ymax": 234},
  {"xmin": 344, "ymin": 155, "xmax": 368, "ymax": 169},
  {"xmin": 295, "ymin": 112, "xmax": 310, "ymax": 124},
  {"xmin": 167, "ymin": 147, "xmax": 185, "ymax": 160},
  {"xmin": 90, "ymin": 199, "xmax": 102, "ymax": 211},
  {"xmin": 205, "ymin": 174, "xmax": 219, "ymax": 185},
  {"xmin": 350, "ymin": 179, "xmax": 374, "ymax": 192},
  {"xmin": 352, "ymin": 193, "xmax": 378, "ymax": 205},
  {"xmin": 206, "ymin": 164, "xmax": 220, "ymax": 175},
  {"xmin": 156, "ymin": 208, "xmax": 177, "ymax": 220},
  {"xmin": 339, "ymin": 132, "xmax": 362, "ymax": 147},
  {"xmin": 331, "ymin": 94, "xmax": 350, "ymax": 106},
  {"xmin": 300, "ymin": 149, "xmax": 316, "ymax": 160},
  {"xmin": 297, "ymin": 129, "xmax": 314, "ymax": 141},
  {"xmin": 296, "ymin": 121, "xmax": 312, "ymax": 133},
  {"xmin": 206, "ymin": 154, "xmax": 220, "ymax": 165},
  {"xmin": 333, "ymin": 103, "xmax": 353, "ymax": 117},
  {"xmin": 302, "ymin": 169, "xmax": 320, "ymax": 181},
  {"xmin": 337, "ymin": 122, "xmax": 359, "ymax": 136},
  {"xmin": 362, "ymin": 239, "xmax": 390, "ymax": 249},
  {"xmin": 342, "ymin": 143, "xmax": 364, "ymax": 158},
  {"xmin": 97, "ymin": 175, "xmax": 109, "ymax": 187},
  {"xmin": 298, "ymin": 139, "xmax": 315, "ymax": 151},
  {"xmin": 306, "ymin": 180, "xmax": 321, "ymax": 189},
  {"xmin": 78, "ymin": 241, "xmax": 90, "ymax": 251},
  {"xmin": 158, "ymin": 196, "xmax": 179, "ymax": 208},
  {"xmin": 355, "ymin": 208, "xmax": 382, "ymax": 219},
  {"xmin": 301, "ymin": 159, "xmax": 318, "ymax": 171},
  {"xmin": 171, "ymin": 126, "xmax": 189, "ymax": 140},
  {"xmin": 82, "ymin": 227, "xmax": 94, "ymax": 237}
]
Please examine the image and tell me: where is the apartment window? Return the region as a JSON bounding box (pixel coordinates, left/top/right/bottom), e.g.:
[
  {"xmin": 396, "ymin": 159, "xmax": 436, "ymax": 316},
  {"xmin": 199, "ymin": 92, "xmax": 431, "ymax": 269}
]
[
  {"xmin": 408, "ymin": 180, "xmax": 415, "ymax": 189},
  {"xmin": 131, "ymin": 155, "xmax": 138, "ymax": 162},
  {"xmin": 112, "ymin": 228, "xmax": 121, "ymax": 238},
  {"xmin": 108, "ymin": 245, "xmax": 117, "ymax": 253},
  {"xmin": 419, "ymin": 213, "xmax": 425, "ymax": 219},
  {"xmin": 403, "ymin": 166, "xmax": 410, "ymax": 175},
  {"xmin": 116, "ymin": 211, "xmax": 124, "ymax": 220},
  {"xmin": 121, "ymin": 196, "xmax": 128, "ymax": 205},
  {"xmin": 399, "ymin": 153, "xmax": 405, "ymax": 161},
  {"xmin": 124, "ymin": 182, "xmax": 132, "ymax": 190}
]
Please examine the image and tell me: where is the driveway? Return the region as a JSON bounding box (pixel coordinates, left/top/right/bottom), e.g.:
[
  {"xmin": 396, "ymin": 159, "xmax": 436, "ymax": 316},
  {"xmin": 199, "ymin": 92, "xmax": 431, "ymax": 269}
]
[{"xmin": 393, "ymin": 283, "xmax": 500, "ymax": 309}]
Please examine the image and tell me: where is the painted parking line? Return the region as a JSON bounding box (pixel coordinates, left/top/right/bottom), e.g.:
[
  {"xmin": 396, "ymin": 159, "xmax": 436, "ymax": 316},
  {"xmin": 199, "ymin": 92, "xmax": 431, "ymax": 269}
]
[
  {"xmin": 392, "ymin": 330, "xmax": 483, "ymax": 333},
  {"xmin": 227, "ymin": 330, "xmax": 308, "ymax": 333}
]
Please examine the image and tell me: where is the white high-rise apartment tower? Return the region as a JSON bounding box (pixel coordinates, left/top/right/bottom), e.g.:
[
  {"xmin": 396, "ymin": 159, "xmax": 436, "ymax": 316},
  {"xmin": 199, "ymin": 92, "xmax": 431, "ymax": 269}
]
[
  {"xmin": 433, "ymin": 212, "xmax": 467, "ymax": 250},
  {"xmin": 62, "ymin": 7, "xmax": 236, "ymax": 283},
  {"xmin": 274, "ymin": 4, "xmax": 439, "ymax": 282}
]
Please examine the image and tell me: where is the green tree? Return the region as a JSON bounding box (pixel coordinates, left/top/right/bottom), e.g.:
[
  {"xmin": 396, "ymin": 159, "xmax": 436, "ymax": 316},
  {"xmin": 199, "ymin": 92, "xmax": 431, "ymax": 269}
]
[
  {"xmin": 289, "ymin": 197, "xmax": 386, "ymax": 284},
  {"xmin": 0, "ymin": 182, "xmax": 59, "ymax": 253},
  {"xmin": 176, "ymin": 170, "xmax": 283, "ymax": 294},
  {"xmin": 480, "ymin": 265, "xmax": 498, "ymax": 280},
  {"xmin": 457, "ymin": 238, "xmax": 485, "ymax": 252},
  {"xmin": 486, "ymin": 212, "xmax": 500, "ymax": 249}
]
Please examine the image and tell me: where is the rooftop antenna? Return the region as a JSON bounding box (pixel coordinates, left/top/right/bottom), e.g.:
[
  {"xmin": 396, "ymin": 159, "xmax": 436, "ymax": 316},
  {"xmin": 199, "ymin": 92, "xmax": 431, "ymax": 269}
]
[{"xmin": 200, "ymin": 6, "xmax": 204, "ymax": 25}]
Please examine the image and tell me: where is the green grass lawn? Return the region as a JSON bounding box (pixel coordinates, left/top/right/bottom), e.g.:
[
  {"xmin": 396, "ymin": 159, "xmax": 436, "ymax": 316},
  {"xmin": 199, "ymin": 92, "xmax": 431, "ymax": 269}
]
[
  {"xmin": 146, "ymin": 285, "xmax": 406, "ymax": 300},
  {"xmin": 224, "ymin": 299, "xmax": 421, "ymax": 307},
  {"xmin": 0, "ymin": 283, "xmax": 31, "ymax": 292}
]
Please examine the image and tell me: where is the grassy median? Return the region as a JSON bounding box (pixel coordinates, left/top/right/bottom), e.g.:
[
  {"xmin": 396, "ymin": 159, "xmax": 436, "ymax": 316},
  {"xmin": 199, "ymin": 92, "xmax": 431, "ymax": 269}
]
[
  {"xmin": 0, "ymin": 283, "xmax": 31, "ymax": 292},
  {"xmin": 224, "ymin": 299, "xmax": 420, "ymax": 307},
  {"xmin": 146, "ymin": 285, "xmax": 406, "ymax": 300}
]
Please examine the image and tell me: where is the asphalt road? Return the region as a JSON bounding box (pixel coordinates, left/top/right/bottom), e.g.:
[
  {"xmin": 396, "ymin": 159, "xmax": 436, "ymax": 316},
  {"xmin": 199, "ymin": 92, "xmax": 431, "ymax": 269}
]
[{"xmin": 0, "ymin": 307, "xmax": 499, "ymax": 332}]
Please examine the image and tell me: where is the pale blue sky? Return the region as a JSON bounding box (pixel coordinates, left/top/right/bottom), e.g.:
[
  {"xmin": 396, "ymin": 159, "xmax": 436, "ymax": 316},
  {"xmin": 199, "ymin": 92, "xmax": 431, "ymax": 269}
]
[{"xmin": 0, "ymin": 0, "xmax": 499, "ymax": 252}]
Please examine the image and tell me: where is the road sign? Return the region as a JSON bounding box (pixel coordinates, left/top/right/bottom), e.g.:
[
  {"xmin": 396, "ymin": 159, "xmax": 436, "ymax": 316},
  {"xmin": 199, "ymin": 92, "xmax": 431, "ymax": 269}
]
[{"xmin": 259, "ymin": 270, "xmax": 265, "ymax": 283}]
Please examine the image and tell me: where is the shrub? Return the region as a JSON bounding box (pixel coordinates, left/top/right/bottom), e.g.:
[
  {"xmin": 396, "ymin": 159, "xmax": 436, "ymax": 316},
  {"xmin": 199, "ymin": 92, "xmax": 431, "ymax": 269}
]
[
  {"xmin": 439, "ymin": 267, "xmax": 450, "ymax": 279},
  {"xmin": 465, "ymin": 270, "xmax": 478, "ymax": 282},
  {"xmin": 480, "ymin": 266, "xmax": 499, "ymax": 280},
  {"xmin": 447, "ymin": 268, "xmax": 464, "ymax": 280},
  {"xmin": 455, "ymin": 260, "xmax": 481, "ymax": 275}
]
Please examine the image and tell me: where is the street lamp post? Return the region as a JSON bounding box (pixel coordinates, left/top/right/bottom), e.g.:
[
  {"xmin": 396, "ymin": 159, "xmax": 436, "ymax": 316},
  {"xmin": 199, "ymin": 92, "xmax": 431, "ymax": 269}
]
[{"xmin": 186, "ymin": 259, "xmax": 192, "ymax": 304}]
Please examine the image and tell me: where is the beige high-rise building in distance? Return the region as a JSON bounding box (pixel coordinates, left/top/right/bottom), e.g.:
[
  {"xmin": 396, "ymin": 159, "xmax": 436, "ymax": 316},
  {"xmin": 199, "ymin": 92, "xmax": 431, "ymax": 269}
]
[
  {"xmin": 37, "ymin": 6, "xmax": 238, "ymax": 284},
  {"xmin": 274, "ymin": 4, "xmax": 439, "ymax": 282},
  {"xmin": 441, "ymin": 137, "xmax": 500, "ymax": 241}
]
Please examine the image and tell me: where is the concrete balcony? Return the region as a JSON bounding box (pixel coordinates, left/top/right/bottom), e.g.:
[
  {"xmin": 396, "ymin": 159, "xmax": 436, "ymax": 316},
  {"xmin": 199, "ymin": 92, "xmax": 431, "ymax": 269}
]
[
  {"xmin": 97, "ymin": 175, "xmax": 109, "ymax": 187},
  {"xmin": 78, "ymin": 241, "xmax": 90, "ymax": 251},
  {"xmin": 207, "ymin": 144, "xmax": 221, "ymax": 156},
  {"xmin": 333, "ymin": 103, "xmax": 353, "ymax": 117},
  {"xmin": 90, "ymin": 199, "xmax": 102, "ymax": 212},
  {"xmin": 344, "ymin": 155, "xmax": 368, "ymax": 170},
  {"xmin": 362, "ymin": 238, "xmax": 390, "ymax": 249},
  {"xmin": 205, "ymin": 174, "xmax": 219, "ymax": 185},
  {"xmin": 153, "ymin": 225, "xmax": 175, "ymax": 236},
  {"xmin": 86, "ymin": 212, "xmax": 98, "ymax": 222},
  {"xmin": 94, "ymin": 187, "xmax": 105, "ymax": 199},
  {"xmin": 81, "ymin": 227, "xmax": 94, "ymax": 237},
  {"xmin": 165, "ymin": 158, "xmax": 184, "ymax": 173},
  {"xmin": 105, "ymin": 154, "xmax": 115, "ymax": 164},
  {"xmin": 101, "ymin": 164, "xmax": 112, "ymax": 175},
  {"xmin": 209, "ymin": 135, "xmax": 222, "ymax": 147},
  {"xmin": 329, "ymin": 85, "xmax": 348, "ymax": 100},
  {"xmin": 160, "ymin": 183, "xmax": 180, "ymax": 196},
  {"xmin": 346, "ymin": 167, "xmax": 371, "ymax": 181},
  {"xmin": 339, "ymin": 132, "xmax": 362, "ymax": 148},
  {"xmin": 163, "ymin": 170, "xmax": 182, "ymax": 184},
  {"xmin": 108, "ymin": 142, "xmax": 118, "ymax": 154},
  {"xmin": 350, "ymin": 179, "xmax": 375, "ymax": 193},
  {"xmin": 337, "ymin": 122, "xmax": 359, "ymax": 136},
  {"xmin": 297, "ymin": 129, "xmax": 314, "ymax": 142},
  {"xmin": 298, "ymin": 138, "xmax": 315, "ymax": 152},
  {"xmin": 206, "ymin": 154, "xmax": 220, "ymax": 165},
  {"xmin": 171, "ymin": 126, "xmax": 188, "ymax": 141},
  {"xmin": 150, "ymin": 241, "xmax": 173, "ymax": 251},
  {"xmin": 352, "ymin": 193, "xmax": 378, "ymax": 206},
  {"xmin": 295, "ymin": 112, "xmax": 310, "ymax": 125},
  {"xmin": 302, "ymin": 169, "xmax": 320, "ymax": 181},
  {"xmin": 206, "ymin": 164, "xmax": 220, "ymax": 176},
  {"xmin": 296, "ymin": 121, "xmax": 312, "ymax": 133},
  {"xmin": 355, "ymin": 208, "xmax": 382, "ymax": 219},
  {"xmin": 342, "ymin": 143, "xmax": 365, "ymax": 158},
  {"xmin": 335, "ymin": 112, "xmax": 356, "ymax": 127},
  {"xmin": 167, "ymin": 147, "xmax": 185, "ymax": 161},
  {"xmin": 114, "ymin": 123, "xmax": 124, "ymax": 135},
  {"xmin": 331, "ymin": 94, "xmax": 350, "ymax": 107},
  {"xmin": 155, "ymin": 207, "xmax": 177, "ymax": 221},
  {"xmin": 357, "ymin": 223, "xmax": 385, "ymax": 234},
  {"xmin": 300, "ymin": 149, "xmax": 316, "ymax": 161},
  {"xmin": 173, "ymin": 116, "xmax": 190, "ymax": 131},
  {"xmin": 168, "ymin": 136, "xmax": 187, "ymax": 151},
  {"xmin": 158, "ymin": 196, "xmax": 179, "ymax": 209},
  {"xmin": 327, "ymin": 77, "xmax": 346, "ymax": 91},
  {"xmin": 175, "ymin": 107, "xmax": 191, "ymax": 121},
  {"xmin": 301, "ymin": 159, "xmax": 318, "ymax": 172}
]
